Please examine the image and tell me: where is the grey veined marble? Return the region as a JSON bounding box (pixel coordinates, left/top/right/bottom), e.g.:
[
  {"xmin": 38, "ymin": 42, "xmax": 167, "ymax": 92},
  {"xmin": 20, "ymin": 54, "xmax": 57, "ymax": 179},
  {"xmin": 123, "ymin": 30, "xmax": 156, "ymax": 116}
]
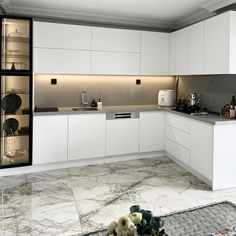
[{"xmin": 0, "ymin": 156, "xmax": 236, "ymax": 235}]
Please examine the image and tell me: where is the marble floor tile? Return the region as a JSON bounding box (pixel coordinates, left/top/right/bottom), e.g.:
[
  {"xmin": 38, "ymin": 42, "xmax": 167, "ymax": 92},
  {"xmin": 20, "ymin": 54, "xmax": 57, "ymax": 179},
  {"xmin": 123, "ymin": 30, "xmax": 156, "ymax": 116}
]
[
  {"xmin": 0, "ymin": 156, "xmax": 236, "ymax": 235},
  {"xmin": 2, "ymin": 179, "xmax": 82, "ymax": 235}
]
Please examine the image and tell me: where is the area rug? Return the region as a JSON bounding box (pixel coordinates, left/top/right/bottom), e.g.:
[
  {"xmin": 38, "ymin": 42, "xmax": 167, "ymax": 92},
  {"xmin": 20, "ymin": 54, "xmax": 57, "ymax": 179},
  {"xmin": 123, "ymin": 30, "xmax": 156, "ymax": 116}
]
[{"xmin": 79, "ymin": 201, "xmax": 236, "ymax": 236}]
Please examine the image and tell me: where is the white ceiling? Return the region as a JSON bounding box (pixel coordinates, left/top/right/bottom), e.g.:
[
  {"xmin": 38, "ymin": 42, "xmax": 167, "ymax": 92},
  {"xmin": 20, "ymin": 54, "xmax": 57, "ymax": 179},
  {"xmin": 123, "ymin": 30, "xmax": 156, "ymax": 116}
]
[{"xmin": 1, "ymin": 0, "xmax": 236, "ymax": 30}]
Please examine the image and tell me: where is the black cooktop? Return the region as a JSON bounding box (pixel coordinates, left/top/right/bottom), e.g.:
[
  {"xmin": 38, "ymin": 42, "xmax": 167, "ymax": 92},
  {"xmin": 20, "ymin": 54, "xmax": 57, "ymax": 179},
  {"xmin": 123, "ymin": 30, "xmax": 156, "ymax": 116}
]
[{"xmin": 34, "ymin": 107, "xmax": 59, "ymax": 112}]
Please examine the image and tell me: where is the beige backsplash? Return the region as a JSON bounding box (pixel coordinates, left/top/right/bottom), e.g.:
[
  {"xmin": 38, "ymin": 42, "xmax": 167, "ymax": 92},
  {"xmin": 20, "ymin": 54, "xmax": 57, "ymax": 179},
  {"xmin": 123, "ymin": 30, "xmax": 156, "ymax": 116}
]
[{"xmin": 34, "ymin": 75, "xmax": 175, "ymax": 107}]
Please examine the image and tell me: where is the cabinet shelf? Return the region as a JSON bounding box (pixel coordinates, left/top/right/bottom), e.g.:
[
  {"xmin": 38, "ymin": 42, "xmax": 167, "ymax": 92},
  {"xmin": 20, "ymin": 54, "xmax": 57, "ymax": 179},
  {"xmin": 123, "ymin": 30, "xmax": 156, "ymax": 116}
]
[
  {"xmin": 1, "ymin": 91, "xmax": 29, "ymax": 95},
  {"xmin": 2, "ymin": 54, "xmax": 29, "ymax": 59},
  {"xmin": 2, "ymin": 36, "xmax": 29, "ymax": 43},
  {"xmin": 1, "ymin": 110, "xmax": 30, "ymax": 116},
  {"xmin": 1, "ymin": 133, "xmax": 29, "ymax": 138}
]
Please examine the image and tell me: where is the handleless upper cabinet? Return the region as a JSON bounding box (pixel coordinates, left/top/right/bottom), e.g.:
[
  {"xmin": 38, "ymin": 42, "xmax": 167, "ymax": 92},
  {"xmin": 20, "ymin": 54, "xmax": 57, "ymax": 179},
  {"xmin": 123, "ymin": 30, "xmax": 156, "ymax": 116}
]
[
  {"xmin": 34, "ymin": 48, "xmax": 91, "ymax": 74},
  {"xmin": 92, "ymin": 27, "xmax": 140, "ymax": 53},
  {"xmin": 33, "ymin": 21, "xmax": 91, "ymax": 50},
  {"xmin": 188, "ymin": 21, "xmax": 205, "ymax": 75},
  {"xmin": 169, "ymin": 32, "xmax": 176, "ymax": 75},
  {"xmin": 175, "ymin": 27, "xmax": 188, "ymax": 75},
  {"xmin": 204, "ymin": 11, "xmax": 236, "ymax": 74},
  {"xmin": 140, "ymin": 31, "xmax": 169, "ymax": 75},
  {"xmin": 92, "ymin": 51, "xmax": 140, "ymax": 75},
  {"xmin": 91, "ymin": 27, "xmax": 140, "ymax": 75},
  {"xmin": 33, "ymin": 21, "xmax": 92, "ymax": 74}
]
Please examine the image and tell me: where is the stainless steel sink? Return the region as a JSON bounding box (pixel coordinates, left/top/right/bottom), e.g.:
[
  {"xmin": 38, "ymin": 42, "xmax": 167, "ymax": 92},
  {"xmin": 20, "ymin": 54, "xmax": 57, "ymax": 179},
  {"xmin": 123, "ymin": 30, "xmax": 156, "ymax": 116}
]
[{"xmin": 72, "ymin": 107, "xmax": 98, "ymax": 111}]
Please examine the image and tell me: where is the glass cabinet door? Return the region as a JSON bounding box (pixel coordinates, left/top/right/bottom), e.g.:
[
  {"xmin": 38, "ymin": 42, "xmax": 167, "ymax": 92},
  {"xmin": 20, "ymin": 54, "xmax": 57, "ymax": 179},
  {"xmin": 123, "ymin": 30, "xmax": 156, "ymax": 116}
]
[
  {"xmin": 1, "ymin": 75, "xmax": 31, "ymax": 167},
  {"xmin": 1, "ymin": 18, "xmax": 31, "ymax": 71}
]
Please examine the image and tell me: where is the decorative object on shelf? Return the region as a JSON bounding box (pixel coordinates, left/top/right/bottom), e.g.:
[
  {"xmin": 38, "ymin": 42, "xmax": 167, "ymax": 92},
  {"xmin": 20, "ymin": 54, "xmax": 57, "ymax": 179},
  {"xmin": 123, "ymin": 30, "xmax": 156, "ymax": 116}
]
[
  {"xmin": 11, "ymin": 62, "xmax": 16, "ymax": 70},
  {"xmin": 18, "ymin": 126, "xmax": 29, "ymax": 135},
  {"xmin": 5, "ymin": 149, "xmax": 27, "ymax": 159},
  {"xmin": 3, "ymin": 118, "xmax": 19, "ymax": 135},
  {"xmin": 7, "ymin": 28, "xmax": 26, "ymax": 38},
  {"xmin": 1, "ymin": 93, "xmax": 22, "ymax": 114},
  {"xmin": 107, "ymin": 205, "xmax": 168, "ymax": 236}
]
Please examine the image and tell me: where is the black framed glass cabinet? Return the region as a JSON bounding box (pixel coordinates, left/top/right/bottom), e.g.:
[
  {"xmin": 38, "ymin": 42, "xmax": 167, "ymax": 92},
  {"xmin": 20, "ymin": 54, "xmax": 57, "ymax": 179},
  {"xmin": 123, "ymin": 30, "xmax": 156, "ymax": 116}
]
[{"xmin": 0, "ymin": 16, "xmax": 32, "ymax": 168}]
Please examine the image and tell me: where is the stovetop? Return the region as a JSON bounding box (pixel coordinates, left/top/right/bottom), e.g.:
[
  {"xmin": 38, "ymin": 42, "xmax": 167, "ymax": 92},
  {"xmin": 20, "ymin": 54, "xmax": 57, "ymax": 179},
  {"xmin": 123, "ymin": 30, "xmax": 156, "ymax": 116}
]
[{"xmin": 172, "ymin": 108, "xmax": 220, "ymax": 116}]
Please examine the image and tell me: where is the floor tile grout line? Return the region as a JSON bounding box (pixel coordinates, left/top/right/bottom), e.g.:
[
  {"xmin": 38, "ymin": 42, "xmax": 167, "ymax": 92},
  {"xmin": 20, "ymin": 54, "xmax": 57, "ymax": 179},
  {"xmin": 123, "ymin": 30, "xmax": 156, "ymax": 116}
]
[{"xmin": 67, "ymin": 167, "xmax": 84, "ymax": 234}]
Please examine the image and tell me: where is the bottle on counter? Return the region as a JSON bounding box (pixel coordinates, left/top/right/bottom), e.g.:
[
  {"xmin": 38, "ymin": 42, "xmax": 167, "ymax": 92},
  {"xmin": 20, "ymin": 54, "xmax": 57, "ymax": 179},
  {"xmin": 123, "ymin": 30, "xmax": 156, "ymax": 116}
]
[
  {"xmin": 97, "ymin": 99, "xmax": 102, "ymax": 110},
  {"xmin": 91, "ymin": 98, "xmax": 97, "ymax": 107},
  {"xmin": 230, "ymin": 94, "xmax": 235, "ymax": 118}
]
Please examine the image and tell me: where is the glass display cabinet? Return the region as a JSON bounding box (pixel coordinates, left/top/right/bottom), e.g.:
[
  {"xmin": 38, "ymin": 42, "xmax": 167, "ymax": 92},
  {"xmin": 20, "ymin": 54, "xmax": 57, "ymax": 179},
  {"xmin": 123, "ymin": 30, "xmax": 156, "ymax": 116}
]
[{"xmin": 0, "ymin": 16, "xmax": 32, "ymax": 168}]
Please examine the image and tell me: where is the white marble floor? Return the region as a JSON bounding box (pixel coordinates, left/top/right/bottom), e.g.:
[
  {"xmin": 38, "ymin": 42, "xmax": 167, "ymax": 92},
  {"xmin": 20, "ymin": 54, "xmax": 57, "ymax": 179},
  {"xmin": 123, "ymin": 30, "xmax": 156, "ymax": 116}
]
[{"xmin": 0, "ymin": 156, "xmax": 236, "ymax": 236}]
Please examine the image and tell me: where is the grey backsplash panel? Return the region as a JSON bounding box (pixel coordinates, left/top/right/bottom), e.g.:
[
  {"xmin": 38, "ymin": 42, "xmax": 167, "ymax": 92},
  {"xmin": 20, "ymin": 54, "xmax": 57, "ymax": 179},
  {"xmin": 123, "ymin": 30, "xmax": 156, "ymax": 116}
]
[
  {"xmin": 34, "ymin": 75, "xmax": 175, "ymax": 107},
  {"xmin": 178, "ymin": 75, "xmax": 236, "ymax": 112}
]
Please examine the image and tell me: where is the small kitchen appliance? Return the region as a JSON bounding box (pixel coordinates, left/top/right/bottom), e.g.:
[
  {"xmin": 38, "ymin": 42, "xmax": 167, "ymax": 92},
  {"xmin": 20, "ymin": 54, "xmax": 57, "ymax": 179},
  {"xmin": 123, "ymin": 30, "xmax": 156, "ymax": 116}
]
[{"xmin": 158, "ymin": 90, "xmax": 175, "ymax": 107}]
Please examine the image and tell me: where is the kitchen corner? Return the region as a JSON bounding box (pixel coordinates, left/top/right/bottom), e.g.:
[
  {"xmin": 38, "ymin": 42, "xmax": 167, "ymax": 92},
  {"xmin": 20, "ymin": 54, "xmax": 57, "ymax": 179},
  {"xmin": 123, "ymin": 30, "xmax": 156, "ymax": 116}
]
[{"xmin": 2, "ymin": 3, "xmax": 236, "ymax": 236}]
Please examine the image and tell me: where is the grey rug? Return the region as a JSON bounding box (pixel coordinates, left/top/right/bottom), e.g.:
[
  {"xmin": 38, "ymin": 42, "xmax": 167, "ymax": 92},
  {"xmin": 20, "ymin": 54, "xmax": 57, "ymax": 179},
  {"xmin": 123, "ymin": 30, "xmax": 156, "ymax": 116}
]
[{"xmin": 78, "ymin": 201, "xmax": 236, "ymax": 236}]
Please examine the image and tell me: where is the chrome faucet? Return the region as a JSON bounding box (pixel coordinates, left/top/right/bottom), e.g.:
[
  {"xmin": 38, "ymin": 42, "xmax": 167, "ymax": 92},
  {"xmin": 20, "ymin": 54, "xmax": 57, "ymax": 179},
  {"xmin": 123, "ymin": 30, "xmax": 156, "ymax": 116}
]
[{"xmin": 81, "ymin": 91, "xmax": 88, "ymax": 107}]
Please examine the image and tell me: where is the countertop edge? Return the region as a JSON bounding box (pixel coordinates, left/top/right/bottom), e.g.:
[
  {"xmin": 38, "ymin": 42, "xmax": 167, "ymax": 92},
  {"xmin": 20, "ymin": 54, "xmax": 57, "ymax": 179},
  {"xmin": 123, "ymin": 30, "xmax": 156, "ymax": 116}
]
[{"xmin": 33, "ymin": 105, "xmax": 236, "ymax": 125}]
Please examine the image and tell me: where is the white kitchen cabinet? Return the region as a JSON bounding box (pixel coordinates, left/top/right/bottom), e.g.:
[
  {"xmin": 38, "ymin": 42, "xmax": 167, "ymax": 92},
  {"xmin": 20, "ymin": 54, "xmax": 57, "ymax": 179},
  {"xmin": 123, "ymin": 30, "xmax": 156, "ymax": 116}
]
[
  {"xmin": 34, "ymin": 21, "xmax": 91, "ymax": 50},
  {"xmin": 165, "ymin": 125, "xmax": 190, "ymax": 149},
  {"xmin": 68, "ymin": 114, "xmax": 106, "ymax": 160},
  {"xmin": 175, "ymin": 27, "xmax": 188, "ymax": 75},
  {"xmin": 214, "ymin": 124, "xmax": 236, "ymax": 190},
  {"xmin": 34, "ymin": 48, "xmax": 91, "ymax": 74},
  {"xmin": 139, "ymin": 111, "xmax": 164, "ymax": 152},
  {"xmin": 106, "ymin": 118, "xmax": 139, "ymax": 156},
  {"xmin": 165, "ymin": 112, "xmax": 190, "ymax": 133},
  {"xmin": 169, "ymin": 32, "xmax": 176, "ymax": 75},
  {"xmin": 190, "ymin": 120, "xmax": 213, "ymax": 181},
  {"xmin": 165, "ymin": 112, "xmax": 190, "ymax": 166},
  {"xmin": 140, "ymin": 31, "xmax": 169, "ymax": 75},
  {"xmin": 205, "ymin": 11, "xmax": 236, "ymax": 74},
  {"xmin": 33, "ymin": 115, "xmax": 68, "ymax": 164},
  {"xmin": 92, "ymin": 27, "xmax": 140, "ymax": 53},
  {"xmin": 188, "ymin": 21, "xmax": 205, "ymax": 75},
  {"xmin": 165, "ymin": 138, "xmax": 190, "ymax": 166},
  {"xmin": 92, "ymin": 51, "xmax": 140, "ymax": 75}
]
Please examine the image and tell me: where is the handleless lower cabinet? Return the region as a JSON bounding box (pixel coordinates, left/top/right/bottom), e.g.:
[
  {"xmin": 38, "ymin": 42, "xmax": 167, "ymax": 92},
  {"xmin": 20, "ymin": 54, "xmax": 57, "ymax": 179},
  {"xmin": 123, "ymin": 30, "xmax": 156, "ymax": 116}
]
[
  {"xmin": 68, "ymin": 113, "xmax": 106, "ymax": 160},
  {"xmin": 33, "ymin": 115, "xmax": 68, "ymax": 164},
  {"xmin": 106, "ymin": 115, "xmax": 139, "ymax": 156},
  {"xmin": 165, "ymin": 112, "xmax": 190, "ymax": 166},
  {"xmin": 139, "ymin": 111, "xmax": 164, "ymax": 152},
  {"xmin": 190, "ymin": 120, "xmax": 213, "ymax": 182}
]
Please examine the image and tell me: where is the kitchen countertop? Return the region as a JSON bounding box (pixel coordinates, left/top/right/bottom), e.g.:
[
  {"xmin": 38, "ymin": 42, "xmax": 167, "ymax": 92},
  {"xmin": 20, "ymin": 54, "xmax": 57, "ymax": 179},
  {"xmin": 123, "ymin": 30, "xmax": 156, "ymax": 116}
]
[
  {"xmin": 167, "ymin": 109, "xmax": 236, "ymax": 125},
  {"xmin": 33, "ymin": 105, "xmax": 166, "ymax": 116},
  {"xmin": 33, "ymin": 105, "xmax": 236, "ymax": 125}
]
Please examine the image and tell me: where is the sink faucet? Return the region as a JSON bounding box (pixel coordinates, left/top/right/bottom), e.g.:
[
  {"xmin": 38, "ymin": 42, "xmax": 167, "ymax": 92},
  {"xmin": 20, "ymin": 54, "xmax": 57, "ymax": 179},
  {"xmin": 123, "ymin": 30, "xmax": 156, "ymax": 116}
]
[{"xmin": 81, "ymin": 91, "xmax": 88, "ymax": 107}]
